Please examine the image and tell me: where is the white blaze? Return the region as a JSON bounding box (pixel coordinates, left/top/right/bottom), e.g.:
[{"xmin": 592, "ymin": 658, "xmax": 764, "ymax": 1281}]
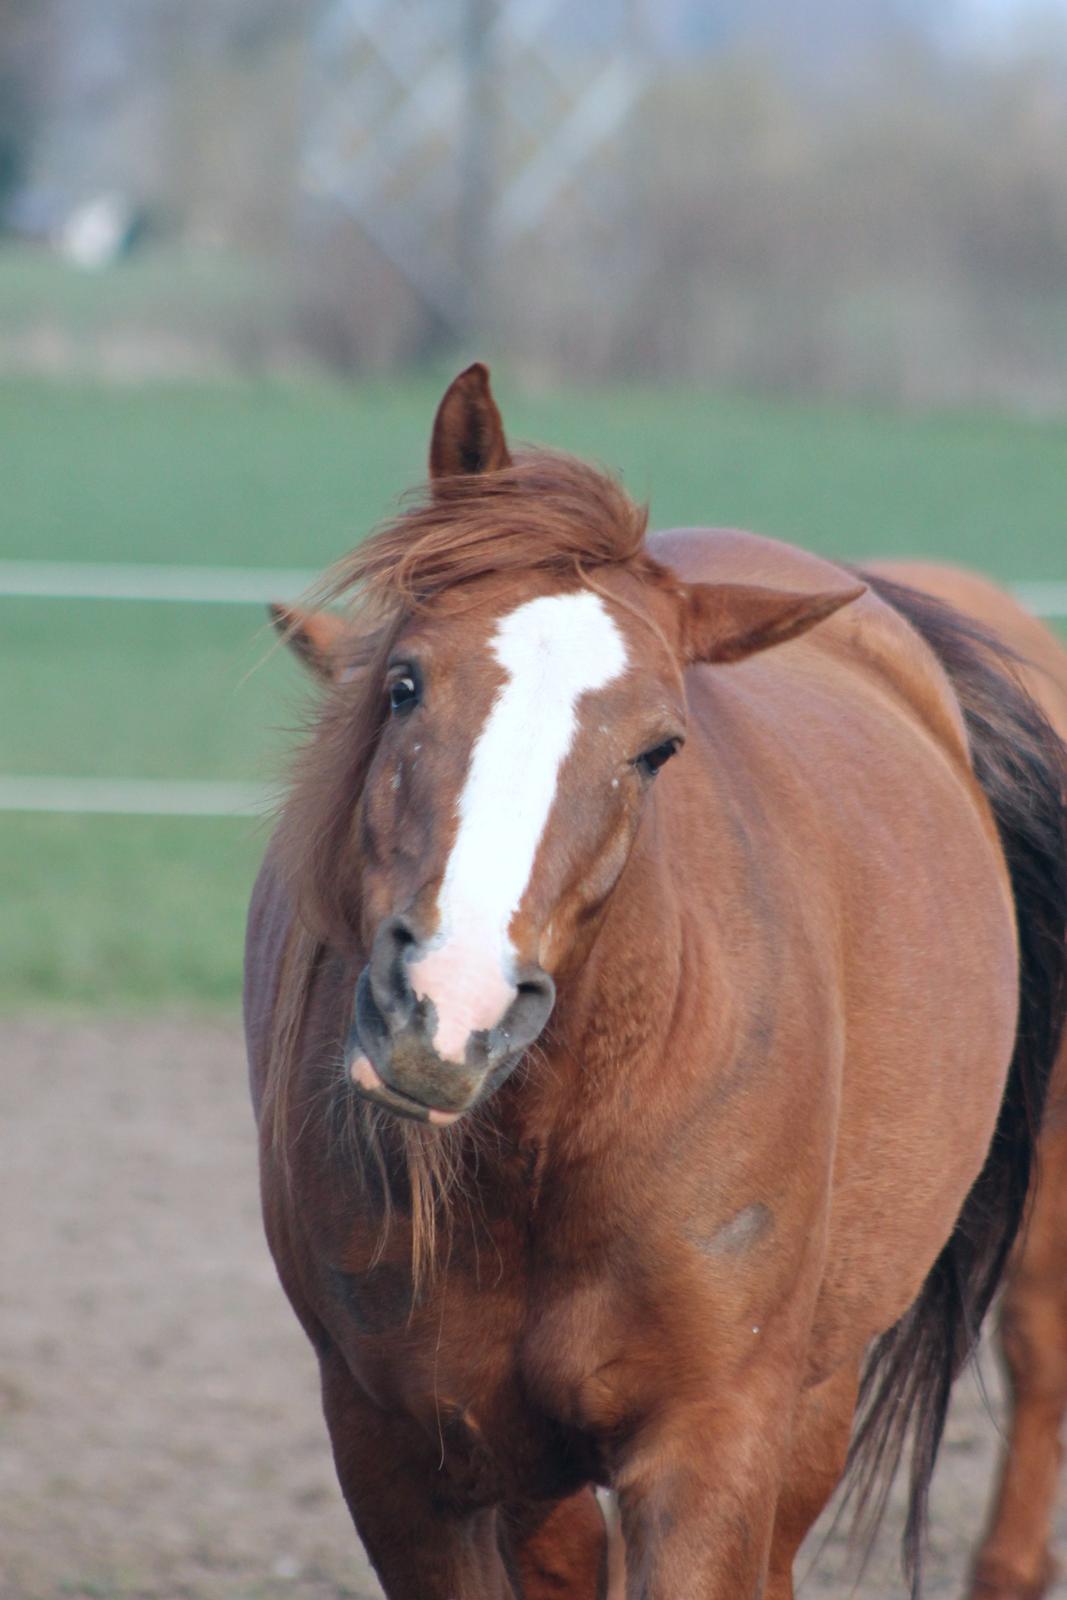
[{"xmin": 408, "ymin": 590, "xmax": 628, "ymax": 1061}]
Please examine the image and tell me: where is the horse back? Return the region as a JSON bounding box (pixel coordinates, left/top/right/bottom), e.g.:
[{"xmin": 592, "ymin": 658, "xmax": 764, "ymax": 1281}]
[
  {"xmin": 866, "ymin": 558, "xmax": 1067, "ymax": 739},
  {"xmin": 651, "ymin": 526, "xmax": 977, "ymax": 766}
]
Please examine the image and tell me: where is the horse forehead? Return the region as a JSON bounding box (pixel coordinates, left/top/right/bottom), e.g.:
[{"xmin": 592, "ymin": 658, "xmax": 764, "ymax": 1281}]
[{"xmin": 487, "ymin": 590, "xmax": 629, "ymax": 694}]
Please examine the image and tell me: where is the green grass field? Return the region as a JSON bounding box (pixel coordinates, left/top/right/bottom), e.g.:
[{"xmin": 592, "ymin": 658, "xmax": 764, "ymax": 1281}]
[{"xmin": 2, "ymin": 373, "xmax": 1065, "ymax": 1009}]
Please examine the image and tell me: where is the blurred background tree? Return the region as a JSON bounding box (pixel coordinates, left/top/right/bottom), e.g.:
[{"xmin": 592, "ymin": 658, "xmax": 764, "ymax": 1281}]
[{"xmin": 1, "ymin": 0, "xmax": 1066, "ymax": 403}]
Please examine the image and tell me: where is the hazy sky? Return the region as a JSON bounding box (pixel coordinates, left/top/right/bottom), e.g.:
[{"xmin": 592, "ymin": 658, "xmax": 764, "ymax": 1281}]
[{"xmin": 959, "ymin": 0, "xmax": 1067, "ymax": 40}]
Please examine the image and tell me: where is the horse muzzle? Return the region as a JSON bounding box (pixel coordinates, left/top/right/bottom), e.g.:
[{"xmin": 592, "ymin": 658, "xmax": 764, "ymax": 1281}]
[{"xmin": 346, "ymin": 922, "xmax": 555, "ymax": 1124}]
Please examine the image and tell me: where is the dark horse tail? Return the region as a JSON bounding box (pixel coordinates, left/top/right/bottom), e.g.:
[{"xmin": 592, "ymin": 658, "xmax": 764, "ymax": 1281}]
[{"xmin": 845, "ymin": 571, "xmax": 1067, "ymax": 1596}]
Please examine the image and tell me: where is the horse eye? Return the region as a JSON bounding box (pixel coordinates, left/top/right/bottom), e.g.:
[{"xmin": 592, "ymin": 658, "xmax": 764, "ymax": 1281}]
[
  {"xmin": 389, "ymin": 675, "xmax": 419, "ymax": 714},
  {"xmin": 634, "ymin": 739, "xmax": 679, "ymax": 778}
]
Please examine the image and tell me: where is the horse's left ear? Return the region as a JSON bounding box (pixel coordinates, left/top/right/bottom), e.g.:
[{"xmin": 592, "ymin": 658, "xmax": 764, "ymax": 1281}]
[
  {"xmin": 680, "ymin": 581, "xmax": 866, "ymax": 665},
  {"xmin": 269, "ymin": 603, "xmax": 348, "ymax": 681},
  {"xmin": 429, "ymin": 362, "xmax": 512, "ymax": 483}
]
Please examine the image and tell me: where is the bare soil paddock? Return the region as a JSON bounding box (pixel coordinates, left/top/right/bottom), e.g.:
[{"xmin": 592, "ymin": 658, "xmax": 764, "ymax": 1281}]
[{"xmin": 3, "ymin": 1018, "xmax": 1065, "ymax": 1600}]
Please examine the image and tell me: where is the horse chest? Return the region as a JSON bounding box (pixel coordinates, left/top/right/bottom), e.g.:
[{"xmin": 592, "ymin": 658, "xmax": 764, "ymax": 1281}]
[{"xmin": 323, "ymin": 1244, "xmax": 630, "ymax": 1499}]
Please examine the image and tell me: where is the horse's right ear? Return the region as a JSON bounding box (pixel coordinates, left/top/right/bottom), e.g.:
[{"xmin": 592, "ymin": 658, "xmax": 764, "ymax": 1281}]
[
  {"xmin": 429, "ymin": 362, "xmax": 512, "ymax": 484},
  {"xmin": 269, "ymin": 603, "xmax": 348, "ymax": 681}
]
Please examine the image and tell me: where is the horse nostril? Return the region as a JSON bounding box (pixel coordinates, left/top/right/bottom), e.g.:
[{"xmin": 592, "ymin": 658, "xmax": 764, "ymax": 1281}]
[
  {"xmin": 388, "ymin": 915, "xmax": 417, "ymax": 953},
  {"xmin": 519, "ymin": 967, "xmax": 554, "ymax": 997},
  {"xmin": 495, "ymin": 967, "xmax": 556, "ymax": 1056},
  {"xmin": 369, "ymin": 915, "xmax": 419, "ymax": 1019}
]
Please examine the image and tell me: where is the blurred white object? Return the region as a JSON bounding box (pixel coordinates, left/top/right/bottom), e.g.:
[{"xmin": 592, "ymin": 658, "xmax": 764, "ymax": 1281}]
[{"xmin": 56, "ymin": 192, "xmax": 133, "ymax": 269}]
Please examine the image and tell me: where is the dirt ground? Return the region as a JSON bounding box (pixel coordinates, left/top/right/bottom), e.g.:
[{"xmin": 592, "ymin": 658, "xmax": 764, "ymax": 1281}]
[{"xmin": 3, "ymin": 1017, "xmax": 1066, "ymax": 1600}]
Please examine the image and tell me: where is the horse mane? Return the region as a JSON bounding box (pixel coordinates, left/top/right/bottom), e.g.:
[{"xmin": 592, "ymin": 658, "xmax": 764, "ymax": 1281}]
[{"xmin": 262, "ymin": 451, "xmax": 648, "ymax": 1278}]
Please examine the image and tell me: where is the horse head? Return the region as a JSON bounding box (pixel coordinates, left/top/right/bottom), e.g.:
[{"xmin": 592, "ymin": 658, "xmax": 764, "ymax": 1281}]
[{"xmin": 272, "ymin": 365, "xmax": 860, "ymax": 1125}]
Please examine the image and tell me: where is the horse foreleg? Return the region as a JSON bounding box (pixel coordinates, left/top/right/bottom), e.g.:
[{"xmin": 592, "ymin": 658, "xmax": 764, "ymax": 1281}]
[
  {"xmin": 969, "ymin": 1119, "xmax": 1067, "ymax": 1600},
  {"xmin": 499, "ymin": 1488, "xmax": 611, "ymax": 1598},
  {"xmin": 613, "ymin": 1385, "xmax": 796, "ymax": 1600},
  {"xmin": 318, "ymin": 1348, "xmax": 513, "ymax": 1600},
  {"xmin": 764, "ymin": 1363, "xmax": 859, "ymax": 1600}
]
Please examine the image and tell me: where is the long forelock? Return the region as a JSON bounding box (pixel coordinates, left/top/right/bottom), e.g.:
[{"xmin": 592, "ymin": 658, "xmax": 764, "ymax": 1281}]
[{"xmin": 314, "ymin": 449, "xmax": 650, "ymax": 617}]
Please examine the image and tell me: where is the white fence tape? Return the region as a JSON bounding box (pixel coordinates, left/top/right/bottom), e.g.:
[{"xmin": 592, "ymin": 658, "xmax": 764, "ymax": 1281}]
[
  {"xmin": 1009, "ymin": 581, "xmax": 1067, "ymax": 619},
  {"xmin": 0, "ymin": 777, "xmax": 271, "ymax": 818},
  {"xmin": 0, "ymin": 562, "xmax": 1062, "ymax": 817},
  {"xmin": 0, "ymin": 561, "xmax": 319, "ymax": 605},
  {"xmin": 0, "ymin": 561, "xmax": 1064, "ymax": 615}
]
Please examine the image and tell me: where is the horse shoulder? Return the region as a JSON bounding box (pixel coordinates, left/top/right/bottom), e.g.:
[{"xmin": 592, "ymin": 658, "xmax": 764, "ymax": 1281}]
[{"xmin": 673, "ymin": 568, "xmax": 1020, "ymax": 1370}]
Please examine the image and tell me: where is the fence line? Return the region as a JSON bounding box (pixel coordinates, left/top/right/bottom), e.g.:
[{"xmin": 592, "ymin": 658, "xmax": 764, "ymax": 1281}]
[
  {"xmin": 1008, "ymin": 581, "xmax": 1067, "ymax": 619},
  {"xmin": 0, "ymin": 561, "xmax": 319, "ymax": 605},
  {"xmin": 1, "ymin": 562, "xmax": 1063, "ymax": 817},
  {"xmin": 0, "ymin": 777, "xmax": 271, "ymax": 818},
  {"xmin": 1, "ymin": 561, "xmax": 1065, "ymax": 615}
]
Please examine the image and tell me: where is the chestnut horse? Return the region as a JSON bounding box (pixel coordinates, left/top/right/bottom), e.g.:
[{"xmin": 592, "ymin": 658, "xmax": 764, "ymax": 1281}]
[
  {"xmin": 866, "ymin": 562, "xmax": 1067, "ymax": 1600},
  {"xmin": 245, "ymin": 365, "xmax": 1067, "ymax": 1599}
]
